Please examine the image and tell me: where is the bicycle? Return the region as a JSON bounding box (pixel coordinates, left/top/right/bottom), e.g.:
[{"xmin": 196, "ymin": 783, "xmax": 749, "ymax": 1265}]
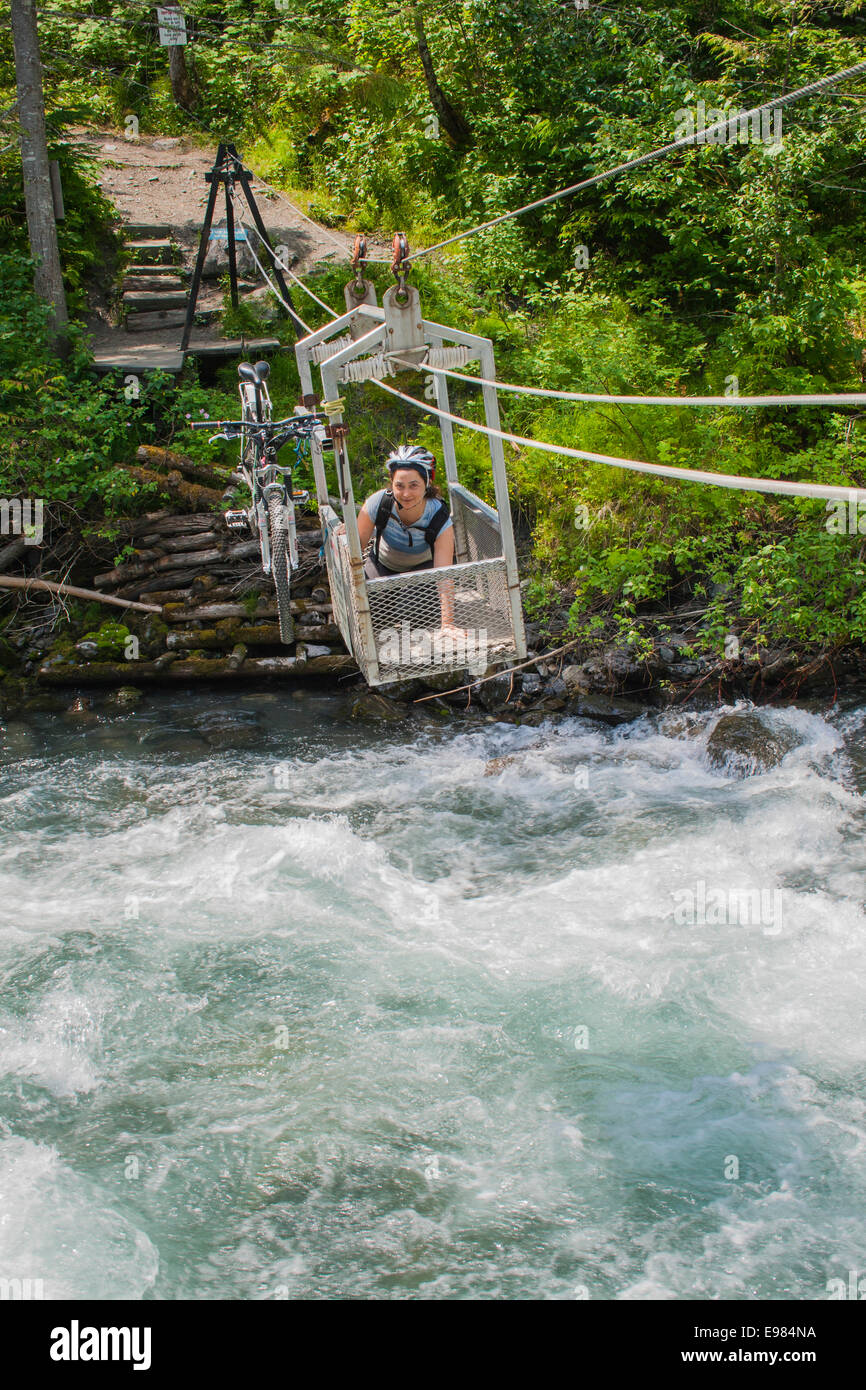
[{"xmin": 190, "ymin": 360, "xmax": 331, "ymax": 645}]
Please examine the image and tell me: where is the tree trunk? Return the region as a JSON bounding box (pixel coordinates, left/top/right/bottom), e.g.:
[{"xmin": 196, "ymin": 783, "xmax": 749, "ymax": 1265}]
[
  {"xmin": 413, "ymin": 9, "xmax": 472, "ymax": 151},
  {"xmin": 9, "ymin": 0, "xmax": 69, "ymax": 354},
  {"xmin": 168, "ymin": 42, "xmax": 197, "ymax": 112}
]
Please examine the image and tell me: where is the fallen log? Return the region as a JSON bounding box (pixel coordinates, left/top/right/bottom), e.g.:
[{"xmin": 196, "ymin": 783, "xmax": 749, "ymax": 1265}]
[
  {"xmin": 164, "ymin": 601, "xmax": 278, "ymax": 622},
  {"xmin": 140, "ymin": 582, "xmax": 253, "ymax": 604},
  {"xmin": 125, "ymin": 466, "xmax": 224, "ymax": 511},
  {"xmin": 95, "ymin": 548, "xmax": 224, "ymax": 586},
  {"xmin": 136, "ymin": 444, "xmax": 232, "ymax": 491},
  {"xmin": 0, "ymin": 575, "xmax": 162, "ymax": 613},
  {"xmin": 165, "ymin": 622, "xmax": 341, "ymax": 650},
  {"xmin": 0, "ymin": 538, "xmax": 28, "ymax": 572},
  {"xmin": 135, "ymin": 530, "xmax": 222, "ymax": 553},
  {"xmin": 124, "ymin": 513, "xmax": 217, "ymax": 537},
  {"xmin": 36, "ymin": 653, "xmax": 357, "ymax": 683},
  {"xmin": 115, "ymin": 572, "xmax": 204, "ymax": 600},
  {"xmin": 93, "ymin": 539, "xmax": 261, "ymax": 589},
  {"xmin": 163, "ymin": 599, "xmax": 332, "ymax": 622}
]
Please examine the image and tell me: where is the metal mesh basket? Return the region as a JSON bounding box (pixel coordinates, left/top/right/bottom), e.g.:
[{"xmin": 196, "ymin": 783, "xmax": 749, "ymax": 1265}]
[
  {"xmin": 364, "ymin": 559, "xmax": 516, "ymax": 682},
  {"xmin": 449, "ymin": 484, "xmax": 504, "ymax": 564},
  {"xmin": 322, "ymin": 499, "xmax": 520, "ymax": 686}
]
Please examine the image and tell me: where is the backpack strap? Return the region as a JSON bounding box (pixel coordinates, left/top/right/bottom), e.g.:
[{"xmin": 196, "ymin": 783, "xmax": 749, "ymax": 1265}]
[
  {"xmin": 372, "ymin": 490, "xmax": 395, "ymax": 561},
  {"xmin": 373, "ymin": 493, "xmax": 450, "ymax": 560},
  {"xmin": 423, "ymin": 500, "xmax": 451, "ymax": 550}
]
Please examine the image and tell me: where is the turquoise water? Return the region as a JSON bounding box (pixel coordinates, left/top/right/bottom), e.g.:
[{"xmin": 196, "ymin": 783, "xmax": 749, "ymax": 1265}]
[{"xmin": 1, "ymin": 691, "xmax": 864, "ymax": 1299}]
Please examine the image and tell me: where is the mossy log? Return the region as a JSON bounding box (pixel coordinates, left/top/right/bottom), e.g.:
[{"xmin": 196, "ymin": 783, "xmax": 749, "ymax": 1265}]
[
  {"xmin": 164, "ymin": 601, "xmax": 280, "ymax": 622},
  {"xmin": 94, "ymin": 539, "xmax": 260, "ymax": 590},
  {"xmin": 134, "ymin": 530, "xmax": 223, "ymax": 553},
  {"xmin": 165, "ymin": 622, "xmax": 340, "ymax": 650},
  {"xmin": 37, "ymin": 654, "xmax": 357, "ymax": 683},
  {"xmin": 124, "ymin": 466, "xmax": 225, "ymax": 512},
  {"xmin": 144, "ymin": 585, "xmax": 332, "ymax": 612},
  {"xmin": 136, "ymin": 445, "xmax": 232, "ymax": 491},
  {"xmin": 124, "ymin": 513, "xmax": 216, "ymax": 537}
]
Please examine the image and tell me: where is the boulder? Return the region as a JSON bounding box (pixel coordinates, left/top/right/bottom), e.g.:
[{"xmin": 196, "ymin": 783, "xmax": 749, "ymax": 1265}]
[
  {"xmin": 202, "ymin": 237, "xmax": 259, "ymax": 281},
  {"xmin": 473, "ymin": 669, "xmax": 522, "ymax": 711},
  {"xmin": 104, "ymin": 686, "xmax": 144, "ymax": 711},
  {"xmin": 190, "ymin": 710, "xmax": 264, "ymax": 749},
  {"xmin": 705, "ymin": 711, "xmax": 800, "ymax": 777},
  {"xmin": 21, "ymin": 693, "xmax": 69, "ymax": 714},
  {"xmin": 564, "ymin": 693, "xmax": 648, "ymax": 725},
  {"xmin": 349, "ymin": 691, "xmax": 407, "ymax": 722}
]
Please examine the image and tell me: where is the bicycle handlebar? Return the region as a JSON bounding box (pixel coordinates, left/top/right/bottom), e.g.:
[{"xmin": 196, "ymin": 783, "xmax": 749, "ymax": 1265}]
[{"xmin": 189, "ymin": 414, "xmax": 327, "ymax": 434}]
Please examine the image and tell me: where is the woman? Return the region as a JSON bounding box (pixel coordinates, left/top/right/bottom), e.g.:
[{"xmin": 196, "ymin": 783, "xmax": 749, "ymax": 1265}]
[
  {"xmin": 345, "ymin": 444, "xmax": 464, "ymax": 633},
  {"xmin": 358, "ymin": 444, "xmax": 454, "ymax": 580}
]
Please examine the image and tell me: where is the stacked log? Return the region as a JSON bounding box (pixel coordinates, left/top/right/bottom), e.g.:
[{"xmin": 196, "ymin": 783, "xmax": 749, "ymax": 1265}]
[{"xmin": 37, "ymin": 504, "xmax": 358, "ymax": 685}]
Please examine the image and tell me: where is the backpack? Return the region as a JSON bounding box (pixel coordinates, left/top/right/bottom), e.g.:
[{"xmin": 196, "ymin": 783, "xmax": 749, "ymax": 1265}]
[{"xmin": 372, "ymin": 491, "xmax": 451, "ymax": 563}]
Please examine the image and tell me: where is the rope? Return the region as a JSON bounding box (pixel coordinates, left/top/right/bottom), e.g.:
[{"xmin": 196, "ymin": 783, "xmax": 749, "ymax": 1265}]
[
  {"xmin": 340, "ymin": 353, "xmax": 395, "ymax": 383},
  {"xmin": 425, "ymin": 345, "xmax": 476, "ymax": 370},
  {"xmin": 228, "ymin": 196, "xmax": 324, "ymax": 330},
  {"xmin": 311, "ymin": 334, "xmax": 355, "ymax": 363},
  {"xmin": 364, "ymin": 56, "xmax": 866, "ymax": 264},
  {"xmin": 370, "ymin": 377, "xmax": 866, "ymax": 504},
  {"xmin": 391, "ymin": 358, "xmax": 866, "ymax": 407}
]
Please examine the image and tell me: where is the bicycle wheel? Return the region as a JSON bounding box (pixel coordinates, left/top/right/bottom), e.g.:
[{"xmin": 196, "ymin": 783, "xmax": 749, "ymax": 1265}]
[{"xmin": 267, "ymin": 493, "xmax": 294, "ymax": 645}]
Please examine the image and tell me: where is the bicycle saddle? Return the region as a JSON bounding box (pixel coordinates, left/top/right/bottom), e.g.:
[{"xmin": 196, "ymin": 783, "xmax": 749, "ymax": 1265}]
[{"xmin": 238, "ymin": 361, "xmax": 271, "ymax": 384}]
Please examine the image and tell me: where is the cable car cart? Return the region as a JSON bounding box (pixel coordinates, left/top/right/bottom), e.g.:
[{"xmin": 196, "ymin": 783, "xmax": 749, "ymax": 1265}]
[{"xmin": 294, "ymin": 238, "xmax": 527, "ymax": 687}]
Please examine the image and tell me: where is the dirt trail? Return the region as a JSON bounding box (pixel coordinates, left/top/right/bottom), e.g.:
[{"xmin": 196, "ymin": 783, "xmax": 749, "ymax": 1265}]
[{"xmin": 69, "ymin": 126, "xmax": 390, "ymax": 352}]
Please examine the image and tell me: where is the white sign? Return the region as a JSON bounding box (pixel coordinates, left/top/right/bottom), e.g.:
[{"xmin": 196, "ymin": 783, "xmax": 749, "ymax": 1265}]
[{"xmin": 157, "ymin": 8, "xmax": 187, "ymax": 45}]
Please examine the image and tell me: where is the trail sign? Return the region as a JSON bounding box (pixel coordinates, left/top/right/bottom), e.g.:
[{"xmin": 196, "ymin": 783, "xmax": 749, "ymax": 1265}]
[{"xmin": 157, "ymin": 8, "xmax": 187, "ymax": 45}]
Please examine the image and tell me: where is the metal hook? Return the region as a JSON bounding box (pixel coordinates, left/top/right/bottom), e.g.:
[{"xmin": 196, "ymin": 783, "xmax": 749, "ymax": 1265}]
[
  {"xmin": 350, "ymin": 233, "xmax": 368, "ymax": 298},
  {"xmin": 391, "ymin": 231, "xmax": 410, "ymax": 303}
]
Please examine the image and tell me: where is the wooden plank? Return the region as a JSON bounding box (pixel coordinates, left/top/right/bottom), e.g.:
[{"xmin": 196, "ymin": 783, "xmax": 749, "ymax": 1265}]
[
  {"xmin": 121, "ymin": 276, "xmax": 186, "ymax": 293},
  {"xmin": 123, "ymin": 291, "xmax": 189, "ymax": 311},
  {"xmin": 127, "ymin": 239, "xmax": 175, "ymax": 265},
  {"xmin": 125, "ymin": 310, "xmax": 189, "ymax": 332},
  {"xmin": 187, "ymin": 337, "xmax": 281, "ymax": 359},
  {"xmin": 125, "ymin": 222, "xmax": 171, "ymax": 238},
  {"xmin": 125, "ymin": 264, "xmax": 189, "ymax": 278},
  {"xmin": 91, "ymin": 347, "xmax": 185, "ymax": 374}
]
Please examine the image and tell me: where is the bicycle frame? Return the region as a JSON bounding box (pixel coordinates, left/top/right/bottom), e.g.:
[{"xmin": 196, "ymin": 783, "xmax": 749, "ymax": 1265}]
[
  {"xmin": 238, "ymin": 373, "xmax": 290, "ymax": 577},
  {"xmin": 191, "ymin": 385, "xmax": 328, "ymax": 647}
]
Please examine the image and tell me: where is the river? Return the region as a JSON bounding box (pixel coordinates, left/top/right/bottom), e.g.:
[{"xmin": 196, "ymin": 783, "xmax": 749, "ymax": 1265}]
[{"xmin": 1, "ymin": 690, "xmax": 864, "ymax": 1299}]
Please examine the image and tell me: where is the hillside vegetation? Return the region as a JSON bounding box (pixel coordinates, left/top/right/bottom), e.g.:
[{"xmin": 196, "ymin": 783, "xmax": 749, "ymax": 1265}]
[{"xmin": 3, "ymin": 1, "xmax": 866, "ymax": 658}]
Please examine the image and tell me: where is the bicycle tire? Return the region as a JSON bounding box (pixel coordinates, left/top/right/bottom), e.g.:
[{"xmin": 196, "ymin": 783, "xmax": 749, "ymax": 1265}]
[{"xmin": 267, "ymin": 493, "xmax": 294, "ymax": 645}]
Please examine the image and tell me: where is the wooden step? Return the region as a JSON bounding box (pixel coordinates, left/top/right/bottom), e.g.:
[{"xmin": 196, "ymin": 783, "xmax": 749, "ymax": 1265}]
[
  {"xmin": 123, "ymin": 291, "xmax": 189, "ymax": 312},
  {"xmin": 125, "ymin": 309, "xmax": 222, "ymax": 332},
  {"xmin": 125, "ymin": 264, "xmax": 189, "ymax": 278},
  {"xmin": 125, "ymin": 309, "xmax": 189, "ymax": 332},
  {"xmin": 127, "ymin": 239, "xmax": 176, "ymax": 265},
  {"xmin": 91, "ymin": 346, "xmax": 186, "ymax": 374},
  {"xmin": 188, "ymin": 337, "xmax": 281, "ymax": 360},
  {"xmin": 125, "ymin": 221, "xmax": 171, "ymax": 239},
  {"xmin": 122, "ymin": 275, "xmax": 185, "ymax": 294}
]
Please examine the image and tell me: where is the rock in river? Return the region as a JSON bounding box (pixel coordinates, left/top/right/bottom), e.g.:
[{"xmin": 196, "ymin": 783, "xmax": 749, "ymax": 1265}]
[{"xmin": 705, "ymin": 711, "xmax": 800, "ymax": 778}]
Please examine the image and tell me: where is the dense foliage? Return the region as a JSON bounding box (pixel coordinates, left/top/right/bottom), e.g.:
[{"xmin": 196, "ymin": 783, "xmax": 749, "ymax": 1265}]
[{"xmin": 3, "ymin": 1, "xmax": 866, "ymax": 651}]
